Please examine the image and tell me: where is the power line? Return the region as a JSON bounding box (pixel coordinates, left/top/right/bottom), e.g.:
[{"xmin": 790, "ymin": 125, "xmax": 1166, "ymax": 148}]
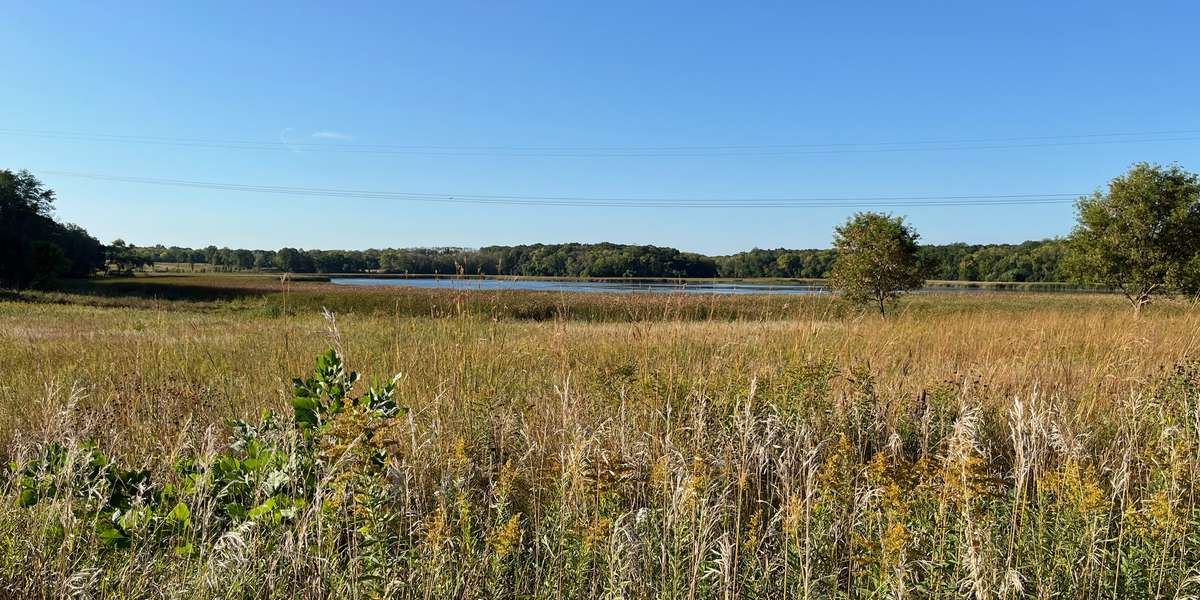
[
  {"xmin": 42, "ymin": 170, "xmax": 1083, "ymax": 209},
  {"xmin": 5, "ymin": 126, "xmax": 1199, "ymax": 157}
]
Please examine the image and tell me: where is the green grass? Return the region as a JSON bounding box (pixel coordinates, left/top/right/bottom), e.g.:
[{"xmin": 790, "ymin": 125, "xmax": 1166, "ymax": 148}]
[{"xmin": 1, "ymin": 274, "xmax": 1199, "ymax": 598}]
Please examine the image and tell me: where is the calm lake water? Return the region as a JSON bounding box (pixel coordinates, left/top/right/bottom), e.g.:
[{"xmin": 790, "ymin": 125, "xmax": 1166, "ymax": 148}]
[
  {"xmin": 329, "ymin": 277, "xmax": 1088, "ymax": 295},
  {"xmin": 331, "ymin": 277, "xmax": 830, "ymax": 295}
]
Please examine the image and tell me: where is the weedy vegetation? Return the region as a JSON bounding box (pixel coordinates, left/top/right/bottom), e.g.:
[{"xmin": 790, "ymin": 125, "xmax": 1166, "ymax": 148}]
[{"xmin": 1, "ymin": 275, "xmax": 1200, "ymax": 598}]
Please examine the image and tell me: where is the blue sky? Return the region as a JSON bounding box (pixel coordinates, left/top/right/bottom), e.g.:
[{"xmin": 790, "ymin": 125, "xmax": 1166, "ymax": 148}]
[{"xmin": 2, "ymin": 1, "xmax": 1198, "ymax": 254}]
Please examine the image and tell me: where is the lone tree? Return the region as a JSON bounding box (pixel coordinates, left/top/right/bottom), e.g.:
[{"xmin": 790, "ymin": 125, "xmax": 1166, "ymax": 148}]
[
  {"xmin": 1064, "ymin": 163, "xmax": 1200, "ymax": 314},
  {"xmin": 828, "ymin": 212, "xmax": 925, "ymax": 317}
]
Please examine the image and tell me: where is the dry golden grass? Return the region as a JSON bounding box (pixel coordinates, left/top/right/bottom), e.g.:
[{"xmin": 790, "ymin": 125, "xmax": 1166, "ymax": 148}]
[
  {"xmin": 3, "ymin": 289, "xmax": 1193, "ymax": 454},
  {"xmin": 1, "ymin": 281, "xmax": 1199, "ymax": 598}
]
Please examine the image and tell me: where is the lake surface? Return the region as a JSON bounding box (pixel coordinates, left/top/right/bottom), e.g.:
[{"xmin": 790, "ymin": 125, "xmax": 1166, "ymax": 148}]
[
  {"xmin": 331, "ymin": 277, "xmax": 831, "ymax": 295},
  {"xmin": 329, "ymin": 277, "xmax": 1091, "ymax": 295}
]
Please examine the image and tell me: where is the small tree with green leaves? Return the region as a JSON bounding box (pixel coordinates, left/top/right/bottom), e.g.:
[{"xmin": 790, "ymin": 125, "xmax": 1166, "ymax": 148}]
[
  {"xmin": 828, "ymin": 212, "xmax": 925, "ymax": 317},
  {"xmin": 1064, "ymin": 163, "xmax": 1200, "ymax": 314}
]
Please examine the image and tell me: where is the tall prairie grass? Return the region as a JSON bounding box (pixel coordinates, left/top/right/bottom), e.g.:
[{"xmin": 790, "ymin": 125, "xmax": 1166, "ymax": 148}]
[{"xmin": 1, "ymin": 281, "xmax": 1198, "ymax": 598}]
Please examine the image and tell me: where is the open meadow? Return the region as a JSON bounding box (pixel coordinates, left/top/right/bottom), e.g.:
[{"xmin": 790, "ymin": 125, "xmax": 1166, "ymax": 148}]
[
  {"xmin": 9, "ymin": 2, "xmax": 1200, "ymax": 597},
  {"xmin": 1, "ymin": 276, "xmax": 1199, "ymax": 598}
]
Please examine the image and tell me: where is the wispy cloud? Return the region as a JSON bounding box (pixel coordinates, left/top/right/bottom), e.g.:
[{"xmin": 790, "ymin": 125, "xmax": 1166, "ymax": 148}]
[
  {"xmin": 311, "ymin": 130, "xmax": 353, "ymax": 141},
  {"xmin": 279, "ymin": 127, "xmax": 301, "ymax": 153}
]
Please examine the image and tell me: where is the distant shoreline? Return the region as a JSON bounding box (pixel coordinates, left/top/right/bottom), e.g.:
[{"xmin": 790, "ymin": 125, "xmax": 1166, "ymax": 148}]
[
  {"xmin": 322, "ymin": 273, "xmax": 1108, "ymax": 293},
  {"xmin": 118, "ymin": 269, "xmax": 1110, "ymax": 293}
]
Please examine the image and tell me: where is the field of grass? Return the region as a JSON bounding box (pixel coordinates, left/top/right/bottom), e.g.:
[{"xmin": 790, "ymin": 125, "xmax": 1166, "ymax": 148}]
[{"xmin": 2, "ymin": 274, "xmax": 1199, "ymax": 598}]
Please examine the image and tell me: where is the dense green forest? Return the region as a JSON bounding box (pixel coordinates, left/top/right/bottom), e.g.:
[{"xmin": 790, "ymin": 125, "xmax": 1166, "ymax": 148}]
[
  {"xmin": 114, "ymin": 239, "xmax": 1069, "ymax": 282},
  {"xmin": 5, "ymin": 166, "xmax": 1075, "ymax": 286},
  {"xmin": 0, "ymin": 170, "xmax": 105, "ymax": 288}
]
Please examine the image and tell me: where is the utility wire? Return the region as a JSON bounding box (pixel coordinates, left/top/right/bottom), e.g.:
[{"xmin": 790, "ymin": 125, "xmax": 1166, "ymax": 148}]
[
  {"xmin": 5, "ymin": 127, "xmax": 1200, "ymax": 157},
  {"xmin": 42, "ymin": 170, "xmax": 1084, "ymax": 209}
]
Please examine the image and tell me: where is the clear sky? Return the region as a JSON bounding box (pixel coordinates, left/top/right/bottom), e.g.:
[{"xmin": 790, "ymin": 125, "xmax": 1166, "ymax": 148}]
[{"xmin": 2, "ymin": 1, "xmax": 1198, "ymax": 254}]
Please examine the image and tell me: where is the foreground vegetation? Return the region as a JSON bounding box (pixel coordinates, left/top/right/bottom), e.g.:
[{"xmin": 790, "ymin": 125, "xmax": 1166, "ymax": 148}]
[{"xmin": 2, "ymin": 278, "xmax": 1199, "ymax": 598}]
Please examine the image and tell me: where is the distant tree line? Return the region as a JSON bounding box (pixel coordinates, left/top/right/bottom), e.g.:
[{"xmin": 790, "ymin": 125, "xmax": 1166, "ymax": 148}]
[
  {"xmin": 716, "ymin": 240, "xmax": 1066, "ymax": 282},
  {"xmin": 117, "ymin": 243, "xmax": 721, "ymax": 278},
  {"xmin": 6, "ymin": 163, "xmax": 1195, "ymax": 305},
  {"xmin": 113, "ymin": 239, "xmax": 1070, "ymax": 282}
]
